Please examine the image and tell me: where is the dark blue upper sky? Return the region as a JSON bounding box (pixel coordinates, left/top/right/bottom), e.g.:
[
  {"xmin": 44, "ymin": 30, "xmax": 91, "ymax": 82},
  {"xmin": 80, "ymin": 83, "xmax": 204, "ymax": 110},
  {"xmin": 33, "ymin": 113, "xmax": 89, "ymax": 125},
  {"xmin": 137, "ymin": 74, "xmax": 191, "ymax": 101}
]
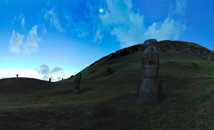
[{"xmin": 0, "ymin": 0, "xmax": 213, "ymax": 81}]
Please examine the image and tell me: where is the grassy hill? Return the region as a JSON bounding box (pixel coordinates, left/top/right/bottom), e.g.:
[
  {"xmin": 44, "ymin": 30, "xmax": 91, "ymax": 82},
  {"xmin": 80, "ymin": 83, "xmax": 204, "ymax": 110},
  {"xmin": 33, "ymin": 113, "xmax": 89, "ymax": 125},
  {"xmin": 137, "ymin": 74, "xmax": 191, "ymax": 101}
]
[{"xmin": 0, "ymin": 40, "xmax": 214, "ymax": 130}]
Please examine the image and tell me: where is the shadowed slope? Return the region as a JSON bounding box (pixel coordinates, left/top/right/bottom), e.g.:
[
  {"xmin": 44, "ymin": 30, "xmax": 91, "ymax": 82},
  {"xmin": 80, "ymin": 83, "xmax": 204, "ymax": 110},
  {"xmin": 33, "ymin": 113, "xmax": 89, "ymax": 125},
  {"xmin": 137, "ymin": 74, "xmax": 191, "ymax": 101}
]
[
  {"xmin": 0, "ymin": 78, "xmax": 55, "ymax": 94},
  {"xmin": 0, "ymin": 40, "xmax": 213, "ymax": 129}
]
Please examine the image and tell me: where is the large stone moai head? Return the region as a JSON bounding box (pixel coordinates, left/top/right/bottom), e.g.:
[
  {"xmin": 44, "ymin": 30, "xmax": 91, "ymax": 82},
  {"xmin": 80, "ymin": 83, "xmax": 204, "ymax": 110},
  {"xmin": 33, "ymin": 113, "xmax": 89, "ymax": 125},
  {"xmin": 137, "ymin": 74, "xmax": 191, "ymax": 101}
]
[
  {"xmin": 139, "ymin": 39, "xmax": 162, "ymax": 104},
  {"xmin": 74, "ymin": 72, "xmax": 82, "ymax": 94},
  {"xmin": 142, "ymin": 39, "xmax": 159, "ymax": 78}
]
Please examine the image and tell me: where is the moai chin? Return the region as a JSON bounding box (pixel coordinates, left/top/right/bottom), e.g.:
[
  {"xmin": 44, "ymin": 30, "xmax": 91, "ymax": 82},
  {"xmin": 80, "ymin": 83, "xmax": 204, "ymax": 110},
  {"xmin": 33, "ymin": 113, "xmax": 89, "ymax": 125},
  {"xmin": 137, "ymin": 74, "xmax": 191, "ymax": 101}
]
[
  {"xmin": 74, "ymin": 73, "xmax": 81, "ymax": 94},
  {"xmin": 139, "ymin": 39, "xmax": 162, "ymax": 104}
]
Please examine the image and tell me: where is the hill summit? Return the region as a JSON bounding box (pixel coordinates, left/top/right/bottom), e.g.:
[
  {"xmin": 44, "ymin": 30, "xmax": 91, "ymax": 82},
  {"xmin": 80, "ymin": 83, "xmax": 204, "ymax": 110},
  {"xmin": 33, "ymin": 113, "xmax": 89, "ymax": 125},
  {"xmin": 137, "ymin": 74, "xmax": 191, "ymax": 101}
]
[{"xmin": 89, "ymin": 40, "xmax": 214, "ymax": 68}]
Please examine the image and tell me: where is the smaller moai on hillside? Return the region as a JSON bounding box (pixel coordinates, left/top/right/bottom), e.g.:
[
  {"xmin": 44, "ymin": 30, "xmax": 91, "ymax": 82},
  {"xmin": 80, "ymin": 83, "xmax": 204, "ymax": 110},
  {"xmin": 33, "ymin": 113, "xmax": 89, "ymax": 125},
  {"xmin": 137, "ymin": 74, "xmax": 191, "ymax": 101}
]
[
  {"xmin": 105, "ymin": 68, "xmax": 112, "ymax": 75},
  {"xmin": 139, "ymin": 39, "xmax": 162, "ymax": 104},
  {"xmin": 16, "ymin": 74, "xmax": 18, "ymax": 78},
  {"xmin": 62, "ymin": 78, "xmax": 64, "ymax": 81},
  {"xmin": 74, "ymin": 73, "xmax": 81, "ymax": 94},
  {"xmin": 49, "ymin": 78, "xmax": 51, "ymax": 82}
]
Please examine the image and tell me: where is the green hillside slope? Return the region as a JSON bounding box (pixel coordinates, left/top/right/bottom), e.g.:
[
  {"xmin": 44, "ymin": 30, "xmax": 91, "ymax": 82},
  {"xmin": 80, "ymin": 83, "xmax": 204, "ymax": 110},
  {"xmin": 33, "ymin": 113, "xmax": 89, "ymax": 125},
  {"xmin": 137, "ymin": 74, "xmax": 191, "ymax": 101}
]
[{"xmin": 0, "ymin": 41, "xmax": 214, "ymax": 129}]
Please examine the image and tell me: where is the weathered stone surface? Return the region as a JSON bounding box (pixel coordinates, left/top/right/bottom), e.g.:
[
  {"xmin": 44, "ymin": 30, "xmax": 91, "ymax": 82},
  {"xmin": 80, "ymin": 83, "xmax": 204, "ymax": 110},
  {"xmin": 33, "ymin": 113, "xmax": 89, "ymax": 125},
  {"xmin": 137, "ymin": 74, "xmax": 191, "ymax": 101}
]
[
  {"xmin": 139, "ymin": 78, "xmax": 160, "ymax": 104},
  {"xmin": 74, "ymin": 73, "xmax": 81, "ymax": 94},
  {"xmin": 139, "ymin": 39, "xmax": 162, "ymax": 104},
  {"xmin": 142, "ymin": 66, "xmax": 158, "ymax": 78},
  {"xmin": 142, "ymin": 39, "xmax": 159, "ymax": 78}
]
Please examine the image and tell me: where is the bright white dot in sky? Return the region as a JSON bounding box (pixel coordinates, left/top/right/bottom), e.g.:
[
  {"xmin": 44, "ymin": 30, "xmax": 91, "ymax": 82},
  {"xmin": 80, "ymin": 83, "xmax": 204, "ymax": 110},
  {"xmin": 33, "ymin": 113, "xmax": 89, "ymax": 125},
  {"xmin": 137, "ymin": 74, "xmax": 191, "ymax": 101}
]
[{"xmin": 99, "ymin": 8, "xmax": 104, "ymax": 13}]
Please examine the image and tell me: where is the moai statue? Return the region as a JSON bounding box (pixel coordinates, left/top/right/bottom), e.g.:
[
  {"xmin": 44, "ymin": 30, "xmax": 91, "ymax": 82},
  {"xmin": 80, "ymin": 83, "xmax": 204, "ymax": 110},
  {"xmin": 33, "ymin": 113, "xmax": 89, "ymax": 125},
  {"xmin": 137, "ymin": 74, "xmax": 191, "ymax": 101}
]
[
  {"xmin": 139, "ymin": 39, "xmax": 162, "ymax": 104},
  {"xmin": 16, "ymin": 74, "xmax": 18, "ymax": 78},
  {"xmin": 62, "ymin": 78, "xmax": 64, "ymax": 81},
  {"xmin": 49, "ymin": 78, "xmax": 51, "ymax": 82},
  {"xmin": 105, "ymin": 68, "xmax": 112, "ymax": 75},
  {"xmin": 74, "ymin": 73, "xmax": 81, "ymax": 94}
]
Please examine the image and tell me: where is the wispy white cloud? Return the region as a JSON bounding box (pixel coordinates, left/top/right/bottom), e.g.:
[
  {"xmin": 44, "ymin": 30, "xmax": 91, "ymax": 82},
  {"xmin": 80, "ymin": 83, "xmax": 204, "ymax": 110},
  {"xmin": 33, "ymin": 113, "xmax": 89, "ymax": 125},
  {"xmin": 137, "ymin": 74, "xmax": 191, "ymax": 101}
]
[
  {"xmin": 77, "ymin": 30, "xmax": 88, "ymax": 38},
  {"xmin": 21, "ymin": 17, "xmax": 25, "ymax": 29},
  {"xmin": 93, "ymin": 29, "xmax": 103, "ymax": 43},
  {"xmin": 24, "ymin": 25, "xmax": 41, "ymax": 55},
  {"xmin": 64, "ymin": 11, "xmax": 89, "ymax": 38},
  {"xmin": 44, "ymin": 8, "xmax": 65, "ymax": 32},
  {"xmin": 64, "ymin": 11, "xmax": 73, "ymax": 27},
  {"xmin": 175, "ymin": 0, "xmax": 186, "ymax": 16},
  {"xmin": 41, "ymin": 25, "xmax": 47, "ymax": 34},
  {"xmin": 144, "ymin": 18, "xmax": 186, "ymax": 41},
  {"xmin": 42, "ymin": 75, "xmax": 49, "ymax": 81},
  {"xmin": 97, "ymin": 0, "xmax": 186, "ymax": 48},
  {"xmin": 36, "ymin": 64, "xmax": 50, "ymax": 75},
  {"xmin": 18, "ymin": 13, "xmax": 25, "ymax": 29},
  {"xmin": 57, "ymin": 77, "xmax": 62, "ymax": 81},
  {"xmin": 9, "ymin": 25, "xmax": 41, "ymax": 55},
  {"xmin": 9, "ymin": 31, "xmax": 24, "ymax": 54},
  {"xmin": 50, "ymin": 67, "xmax": 63, "ymax": 73},
  {"xmin": 9, "ymin": 13, "xmax": 25, "ymax": 30},
  {"xmin": 36, "ymin": 64, "xmax": 64, "ymax": 81}
]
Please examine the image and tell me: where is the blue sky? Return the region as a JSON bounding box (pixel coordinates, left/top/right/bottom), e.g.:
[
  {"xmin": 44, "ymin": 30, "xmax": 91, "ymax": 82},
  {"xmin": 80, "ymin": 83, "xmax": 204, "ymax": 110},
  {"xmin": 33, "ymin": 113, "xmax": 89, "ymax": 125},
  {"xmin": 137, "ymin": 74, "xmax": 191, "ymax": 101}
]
[{"xmin": 0, "ymin": 0, "xmax": 214, "ymax": 81}]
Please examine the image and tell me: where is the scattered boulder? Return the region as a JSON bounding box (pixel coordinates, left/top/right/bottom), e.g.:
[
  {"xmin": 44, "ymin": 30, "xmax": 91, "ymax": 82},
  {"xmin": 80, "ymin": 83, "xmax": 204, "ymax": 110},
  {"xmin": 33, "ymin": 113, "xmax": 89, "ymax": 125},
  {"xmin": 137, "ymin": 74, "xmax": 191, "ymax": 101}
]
[
  {"xmin": 191, "ymin": 63, "xmax": 199, "ymax": 69},
  {"xmin": 105, "ymin": 68, "xmax": 112, "ymax": 76},
  {"xmin": 89, "ymin": 69, "xmax": 97, "ymax": 74}
]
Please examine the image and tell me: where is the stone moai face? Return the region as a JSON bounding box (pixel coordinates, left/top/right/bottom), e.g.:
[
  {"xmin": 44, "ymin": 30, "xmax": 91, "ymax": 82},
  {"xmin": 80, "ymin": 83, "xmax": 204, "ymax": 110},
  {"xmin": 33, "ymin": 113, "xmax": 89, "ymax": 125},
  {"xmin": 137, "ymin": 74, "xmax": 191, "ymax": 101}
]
[
  {"xmin": 139, "ymin": 39, "xmax": 162, "ymax": 104},
  {"xmin": 75, "ymin": 73, "xmax": 81, "ymax": 83},
  {"xmin": 142, "ymin": 39, "xmax": 159, "ymax": 78}
]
